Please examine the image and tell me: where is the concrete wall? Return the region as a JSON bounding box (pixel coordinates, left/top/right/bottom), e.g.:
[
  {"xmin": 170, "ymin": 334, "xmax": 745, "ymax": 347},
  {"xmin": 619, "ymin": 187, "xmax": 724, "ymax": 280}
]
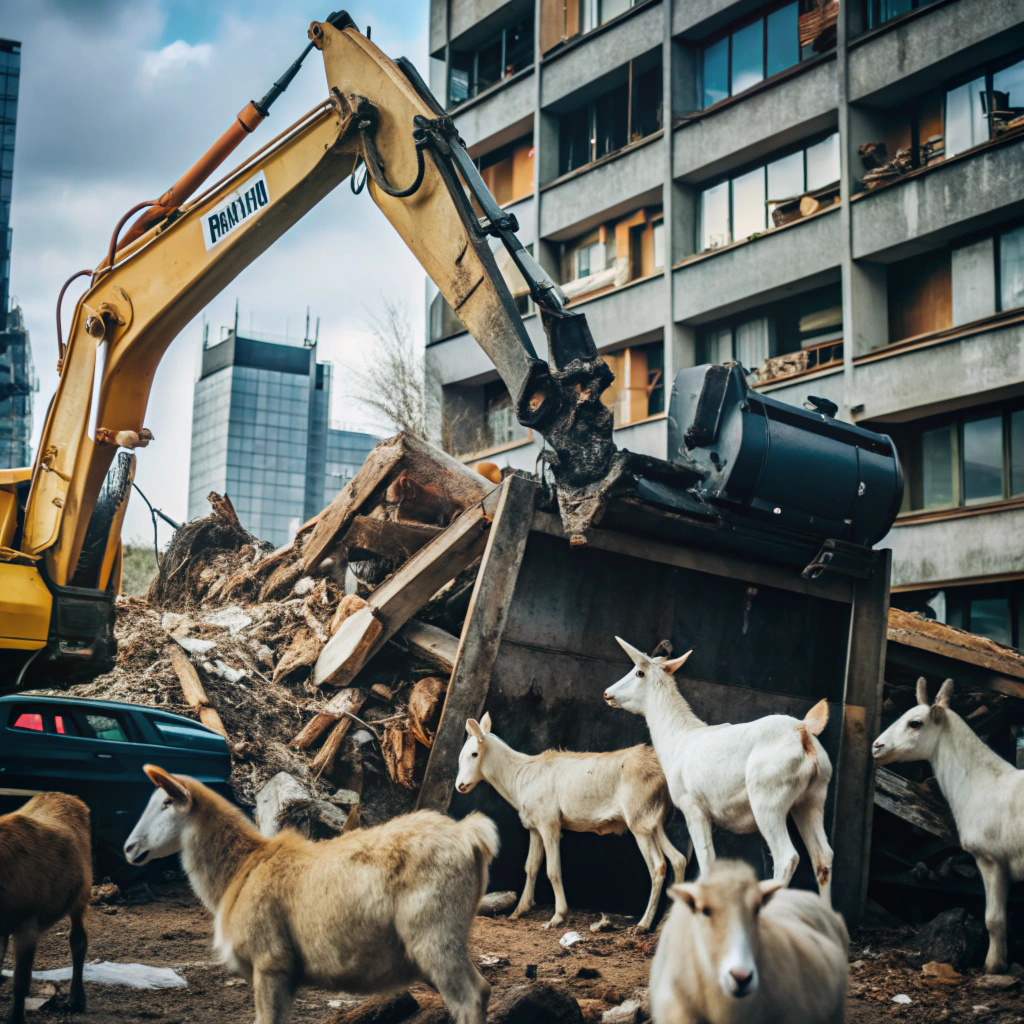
[
  {"xmin": 850, "ymin": 322, "xmax": 1024, "ymax": 423},
  {"xmin": 427, "ymin": 313, "xmax": 548, "ymax": 387},
  {"xmin": 672, "ymin": 0, "xmax": 763, "ymax": 39},
  {"xmin": 851, "ymin": 137, "xmax": 1024, "ymax": 261},
  {"xmin": 449, "ymin": 0, "xmax": 522, "ymax": 44},
  {"xmin": 848, "ymin": 0, "xmax": 1024, "ymax": 106},
  {"xmin": 614, "ymin": 415, "xmax": 668, "ymax": 458},
  {"xmin": 541, "ymin": 3, "xmax": 663, "ymax": 109},
  {"xmin": 539, "ymin": 137, "xmax": 664, "ymax": 238},
  {"xmin": 570, "ymin": 274, "xmax": 667, "ymax": 351},
  {"xmin": 673, "ymin": 207, "xmax": 842, "ymax": 323},
  {"xmin": 756, "ymin": 366, "xmax": 846, "ymax": 416},
  {"xmin": 884, "ymin": 505, "xmax": 1024, "ymax": 589},
  {"xmin": 673, "ymin": 60, "xmax": 838, "ymax": 183},
  {"xmin": 456, "ymin": 72, "xmax": 535, "ymax": 151}
]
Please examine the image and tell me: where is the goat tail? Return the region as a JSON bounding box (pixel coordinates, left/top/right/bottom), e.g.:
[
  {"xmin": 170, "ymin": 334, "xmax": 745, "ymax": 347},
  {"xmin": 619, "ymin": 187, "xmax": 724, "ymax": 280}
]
[
  {"xmin": 458, "ymin": 812, "xmax": 500, "ymax": 904},
  {"xmin": 796, "ymin": 723, "xmax": 819, "ymax": 773}
]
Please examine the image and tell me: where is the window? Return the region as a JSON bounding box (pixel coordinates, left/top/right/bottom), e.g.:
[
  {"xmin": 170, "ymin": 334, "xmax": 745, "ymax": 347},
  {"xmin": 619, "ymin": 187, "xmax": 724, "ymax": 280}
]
[
  {"xmin": 557, "ymin": 57, "xmax": 662, "ymax": 176},
  {"xmin": 944, "ymin": 55, "xmax": 1024, "ymax": 159},
  {"xmin": 945, "ymin": 76, "xmax": 987, "ymax": 158},
  {"xmin": 601, "ymin": 341, "xmax": 665, "ymax": 427},
  {"xmin": 153, "ymin": 719, "xmax": 221, "ymax": 750},
  {"xmin": 887, "ymin": 249, "xmax": 951, "ymax": 342},
  {"xmin": 449, "ymin": 18, "xmax": 534, "ymax": 106},
  {"xmin": 475, "ymin": 135, "xmax": 534, "ymax": 207},
  {"xmin": 540, "ymin": 0, "xmax": 638, "ymax": 53},
  {"xmin": 12, "ymin": 712, "xmax": 43, "ymax": 732},
  {"xmin": 893, "ymin": 582, "xmax": 1022, "ymax": 648},
  {"xmin": 865, "ymin": 0, "xmax": 941, "ymax": 29},
  {"xmin": 9, "ymin": 709, "xmax": 81, "ymax": 735},
  {"xmin": 699, "ymin": 1, "xmax": 828, "ymax": 110},
  {"xmin": 85, "ymin": 714, "xmax": 127, "ymax": 742},
  {"xmin": 560, "ymin": 207, "xmax": 663, "ymax": 300},
  {"xmin": 896, "ymin": 401, "xmax": 1024, "ymax": 513},
  {"xmin": 698, "ymin": 283, "xmax": 844, "ymax": 382},
  {"xmin": 698, "ymin": 133, "xmax": 839, "ymax": 250},
  {"xmin": 443, "ymin": 379, "xmax": 530, "ymax": 458},
  {"xmin": 1001, "ymin": 225, "xmax": 1024, "ymax": 312}
]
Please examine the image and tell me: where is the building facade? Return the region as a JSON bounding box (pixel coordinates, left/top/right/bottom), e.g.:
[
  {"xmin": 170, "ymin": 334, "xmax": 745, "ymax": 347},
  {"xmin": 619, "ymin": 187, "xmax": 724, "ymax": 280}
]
[
  {"xmin": 1, "ymin": 38, "xmax": 18, "ymax": 319},
  {"xmin": 425, "ymin": 0, "xmax": 1024, "ymax": 646},
  {"xmin": 189, "ymin": 327, "xmax": 378, "ymax": 547}
]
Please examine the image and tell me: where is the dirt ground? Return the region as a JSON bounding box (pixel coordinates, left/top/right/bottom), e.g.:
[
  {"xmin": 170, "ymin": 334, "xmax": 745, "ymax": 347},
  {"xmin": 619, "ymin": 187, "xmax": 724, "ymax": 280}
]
[{"xmin": 3, "ymin": 876, "xmax": 1023, "ymax": 1024}]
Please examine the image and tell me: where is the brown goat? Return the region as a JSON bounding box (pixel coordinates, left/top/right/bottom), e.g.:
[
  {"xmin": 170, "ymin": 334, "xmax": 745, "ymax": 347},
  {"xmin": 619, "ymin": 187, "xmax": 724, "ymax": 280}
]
[{"xmin": 0, "ymin": 793, "xmax": 92, "ymax": 1024}]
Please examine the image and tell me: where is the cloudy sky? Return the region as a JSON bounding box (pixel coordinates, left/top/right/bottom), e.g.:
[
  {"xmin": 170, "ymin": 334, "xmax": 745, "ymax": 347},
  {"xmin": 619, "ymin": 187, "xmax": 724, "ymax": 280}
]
[{"xmin": 3, "ymin": 0, "xmax": 429, "ymax": 543}]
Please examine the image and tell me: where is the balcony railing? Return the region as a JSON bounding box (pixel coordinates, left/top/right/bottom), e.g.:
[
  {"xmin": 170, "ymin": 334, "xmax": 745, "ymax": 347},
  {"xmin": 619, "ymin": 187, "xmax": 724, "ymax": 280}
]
[{"xmin": 751, "ymin": 338, "xmax": 844, "ymax": 386}]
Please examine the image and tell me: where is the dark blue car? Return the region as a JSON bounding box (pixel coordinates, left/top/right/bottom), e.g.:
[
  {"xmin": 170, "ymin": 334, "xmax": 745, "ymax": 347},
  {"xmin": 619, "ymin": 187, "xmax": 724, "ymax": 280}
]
[{"xmin": 0, "ymin": 694, "xmax": 232, "ymax": 867}]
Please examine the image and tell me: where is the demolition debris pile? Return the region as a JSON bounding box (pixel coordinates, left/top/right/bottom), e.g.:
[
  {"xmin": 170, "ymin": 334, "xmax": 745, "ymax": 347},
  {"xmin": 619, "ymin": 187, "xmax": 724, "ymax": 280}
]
[{"xmin": 60, "ymin": 433, "xmax": 498, "ymax": 835}]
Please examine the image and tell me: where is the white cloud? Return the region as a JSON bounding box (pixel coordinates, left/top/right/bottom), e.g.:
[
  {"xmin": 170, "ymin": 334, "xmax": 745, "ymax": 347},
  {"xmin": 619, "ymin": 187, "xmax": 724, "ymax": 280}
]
[{"xmin": 142, "ymin": 39, "xmax": 213, "ymax": 78}]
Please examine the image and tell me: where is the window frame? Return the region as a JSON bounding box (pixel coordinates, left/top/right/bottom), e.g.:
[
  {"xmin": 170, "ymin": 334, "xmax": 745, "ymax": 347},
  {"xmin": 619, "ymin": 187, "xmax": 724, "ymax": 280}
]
[
  {"xmin": 448, "ymin": 17, "xmax": 535, "ymax": 107},
  {"xmin": 697, "ymin": 129, "xmax": 841, "ymax": 251},
  {"xmin": 941, "ymin": 51, "xmax": 1024, "ymax": 160},
  {"xmin": 898, "ymin": 398, "xmax": 1024, "ymax": 515},
  {"xmin": 699, "ymin": 0, "xmax": 811, "ymax": 110},
  {"xmin": 863, "ymin": 0, "xmax": 938, "ymax": 31}
]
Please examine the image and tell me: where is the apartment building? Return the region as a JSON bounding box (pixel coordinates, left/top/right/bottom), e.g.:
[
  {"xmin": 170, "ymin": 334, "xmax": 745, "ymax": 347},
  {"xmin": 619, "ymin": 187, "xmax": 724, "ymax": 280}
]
[
  {"xmin": 424, "ymin": 0, "xmax": 1024, "ymax": 646},
  {"xmin": 189, "ymin": 324, "xmax": 378, "ymax": 547}
]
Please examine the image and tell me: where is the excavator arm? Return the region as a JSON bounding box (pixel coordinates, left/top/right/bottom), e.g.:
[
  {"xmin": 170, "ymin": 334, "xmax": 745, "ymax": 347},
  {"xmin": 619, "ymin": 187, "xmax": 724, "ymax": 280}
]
[{"xmin": 1, "ymin": 12, "xmax": 690, "ymax": 687}]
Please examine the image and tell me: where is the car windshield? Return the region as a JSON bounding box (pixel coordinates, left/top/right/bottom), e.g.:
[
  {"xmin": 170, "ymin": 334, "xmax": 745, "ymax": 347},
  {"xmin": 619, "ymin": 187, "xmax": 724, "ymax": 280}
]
[{"xmin": 85, "ymin": 714, "xmax": 127, "ymax": 742}]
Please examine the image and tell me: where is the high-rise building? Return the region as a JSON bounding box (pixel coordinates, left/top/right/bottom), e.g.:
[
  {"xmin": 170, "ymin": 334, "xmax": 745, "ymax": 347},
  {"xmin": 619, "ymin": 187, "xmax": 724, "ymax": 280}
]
[
  {"xmin": 189, "ymin": 325, "xmax": 379, "ymax": 547},
  {"xmin": 0, "ymin": 39, "xmax": 34, "ymax": 471},
  {"xmin": 425, "ymin": 0, "xmax": 1024, "ymax": 646},
  {"xmin": 0, "ymin": 304, "xmax": 36, "ymax": 468},
  {"xmin": 0, "ymin": 38, "xmax": 18, "ymax": 319}
]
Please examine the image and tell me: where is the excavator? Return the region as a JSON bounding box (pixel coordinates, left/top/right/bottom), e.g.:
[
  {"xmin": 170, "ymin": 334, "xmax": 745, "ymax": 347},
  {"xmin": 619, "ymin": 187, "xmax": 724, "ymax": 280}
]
[{"xmin": 0, "ymin": 13, "xmax": 903, "ymax": 690}]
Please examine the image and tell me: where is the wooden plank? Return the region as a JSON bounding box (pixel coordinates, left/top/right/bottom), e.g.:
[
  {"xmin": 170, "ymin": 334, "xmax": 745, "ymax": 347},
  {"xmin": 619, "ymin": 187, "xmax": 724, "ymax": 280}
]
[
  {"xmin": 888, "ymin": 625, "xmax": 1024, "ymax": 683},
  {"xmin": 831, "ymin": 549, "xmax": 891, "ymax": 925},
  {"xmin": 302, "ymin": 436, "xmax": 404, "ymax": 573},
  {"xmin": 398, "ymin": 619, "xmax": 459, "ymax": 674},
  {"xmin": 166, "ymin": 645, "xmax": 227, "ymax": 738},
  {"xmin": 885, "ymin": 643, "xmax": 1024, "ymax": 702},
  {"xmin": 873, "ymin": 766, "xmax": 957, "ymax": 840},
  {"xmin": 530, "ymin": 510, "xmax": 854, "ymax": 604},
  {"xmin": 417, "ymin": 475, "xmax": 538, "ymax": 813},
  {"xmin": 312, "ymin": 487, "xmax": 502, "ymax": 689},
  {"xmin": 342, "ymin": 516, "xmax": 443, "ymax": 557}
]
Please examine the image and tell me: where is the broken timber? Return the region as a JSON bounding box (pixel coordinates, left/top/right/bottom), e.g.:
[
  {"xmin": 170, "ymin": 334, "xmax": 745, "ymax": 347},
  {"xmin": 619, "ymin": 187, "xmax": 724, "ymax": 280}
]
[
  {"xmin": 166, "ymin": 644, "xmax": 227, "ymax": 738},
  {"xmin": 312, "ymin": 484, "xmax": 504, "ymax": 689},
  {"xmin": 417, "ymin": 474, "xmax": 538, "ymax": 812},
  {"xmin": 874, "ymin": 766, "xmax": 958, "ymax": 841},
  {"xmin": 397, "ymin": 619, "xmax": 460, "ymax": 675}
]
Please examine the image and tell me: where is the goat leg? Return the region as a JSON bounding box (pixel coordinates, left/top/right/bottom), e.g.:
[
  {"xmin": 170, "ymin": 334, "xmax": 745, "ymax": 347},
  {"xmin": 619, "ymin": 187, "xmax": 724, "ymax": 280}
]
[
  {"xmin": 976, "ymin": 855, "xmax": 1010, "ymax": 974},
  {"xmin": 510, "ymin": 830, "xmax": 543, "ymax": 921},
  {"xmin": 0, "ymin": 934, "xmax": 7, "ymax": 982},
  {"xmin": 9, "ymin": 931, "xmax": 37, "ymax": 1024},
  {"xmin": 633, "ymin": 832, "xmax": 667, "ymax": 932},
  {"xmin": 68, "ymin": 907, "xmax": 88, "ymax": 1012},
  {"xmin": 539, "ymin": 828, "xmax": 568, "ymax": 929},
  {"xmin": 251, "ymin": 967, "xmax": 294, "ymax": 1024}
]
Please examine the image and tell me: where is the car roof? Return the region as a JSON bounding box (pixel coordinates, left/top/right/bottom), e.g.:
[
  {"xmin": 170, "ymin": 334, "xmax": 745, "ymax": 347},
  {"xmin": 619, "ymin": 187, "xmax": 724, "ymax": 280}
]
[{"xmin": 0, "ymin": 694, "xmax": 223, "ymax": 736}]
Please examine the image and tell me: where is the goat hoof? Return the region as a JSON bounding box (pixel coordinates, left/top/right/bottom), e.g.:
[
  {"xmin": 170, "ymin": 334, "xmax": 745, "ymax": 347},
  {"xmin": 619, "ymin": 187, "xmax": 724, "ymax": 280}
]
[{"xmin": 632, "ymin": 924, "xmax": 650, "ymax": 935}]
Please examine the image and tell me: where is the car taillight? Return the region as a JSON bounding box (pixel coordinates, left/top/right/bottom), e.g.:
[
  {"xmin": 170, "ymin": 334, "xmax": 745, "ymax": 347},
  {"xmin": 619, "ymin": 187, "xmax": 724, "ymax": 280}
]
[{"xmin": 13, "ymin": 713, "xmax": 43, "ymax": 731}]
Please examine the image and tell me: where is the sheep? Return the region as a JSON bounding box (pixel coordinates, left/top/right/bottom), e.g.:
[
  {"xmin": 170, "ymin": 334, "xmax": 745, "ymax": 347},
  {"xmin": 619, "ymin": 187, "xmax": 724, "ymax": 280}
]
[
  {"xmin": 603, "ymin": 638, "xmax": 834, "ymax": 904},
  {"xmin": 649, "ymin": 859, "xmax": 849, "ymax": 1024},
  {"xmin": 873, "ymin": 677, "xmax": 1024, "ymax": 974},
  {"xmin": 123, "ymin": 764, "xmax": 498, "ymax": 1024},
  {"xmin": 456, "ymin": 712, "xmax": 689, "ymax": 931},
  {"xmin": 0, "ymin": 792, "xmax": 92, "ymax": 1024}
]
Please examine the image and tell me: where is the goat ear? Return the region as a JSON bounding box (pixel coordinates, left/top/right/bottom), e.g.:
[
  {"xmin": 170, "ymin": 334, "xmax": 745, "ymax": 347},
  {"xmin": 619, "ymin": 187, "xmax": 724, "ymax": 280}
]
[
  {"xmin": 466, "ymin": 719, "xmax": 485, "ymax": 742},
  {"xmin": 143, "ymin": 764, "xmax": 192, "ymax": 810},
  {"xmin": 662, "ymin": 650, "xmax": 693, "ymax": 675},
  {"xmin": 935, "ymin": 679, "xmax": 954, "ymax": 708},
  {"xmin": 615, "ymin": 636, "xmax": 647, "ymax": 666},
  {"xmin": 916, "ymin": 677, "xmax": 930, "ymax": 706},
  {"xmin": 480, "ymin": 712, "xmax": 492, "ymax": 734},
  {"xmin": 758, "ymin": 880, "xmax": 783, "ymax": 906},
  {"xmin": 668, "ymin": 884, "xmax": 697, "ymax": 911}
]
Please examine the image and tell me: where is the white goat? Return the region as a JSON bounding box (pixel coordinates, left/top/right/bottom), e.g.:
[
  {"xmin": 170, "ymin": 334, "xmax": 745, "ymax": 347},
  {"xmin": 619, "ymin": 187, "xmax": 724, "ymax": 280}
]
[
  {"xmin": 604, "ymin": 638, "xmax": 834, "ymax": 905},
  {"xmin": 649, "ymin": 859, "xmax": 849, "ymax": 1024},
  {"xmin": 124, "ymin": 765, "xmax": 498, "ymax": 1024},
  {"xmin": 873, "ymin": 677, "xmax": 1024, "ymax": 974},
  {"xmin": 456, "ymin": 712, "xmax": 689, "ymax": 931}
]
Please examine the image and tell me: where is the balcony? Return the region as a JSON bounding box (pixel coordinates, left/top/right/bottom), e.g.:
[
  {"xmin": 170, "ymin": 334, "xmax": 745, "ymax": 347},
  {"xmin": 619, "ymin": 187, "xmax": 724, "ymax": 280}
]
[
  {"xmin": 673, "ymin": 59, "xmax": 837, "ymax": 183},
  {"xmin": 540, "ymin": 134, "xmax": 664, "ymax": 239},
  {"xmin": 541, "ymin": 2, "xmax": 663, "ymax": 108},
  {"xmin": 449, "ymin": 0, "xmax": 524, "ymax": 43},
  {"xmin": 672, "ymin": 0, "xmax": 759, "ymax": 37},
  {"xmin": 848, "ymin": 0, "xmax": 1024, "ymax": 106},
  {"xmin": 850, "ymin": 316, "xmax": 1024, "ymax": 422},
  {"xmin": 673, "ymin": 204, "xmax": 842, "ymax": 323},
  {"xmin": 884, "ymin": 501, "xmax": 1024, "ymax": 590},
  {"xmin": 851, "ymin": 134, "xmax": 1024, "ymax": 261},
  {"xmin": 567, "ymin": 272, "xmax": 667, "ymax": 350},
  {"xmin": 451, "ymin": 68, "xmax": 535, "ymax": 151}
]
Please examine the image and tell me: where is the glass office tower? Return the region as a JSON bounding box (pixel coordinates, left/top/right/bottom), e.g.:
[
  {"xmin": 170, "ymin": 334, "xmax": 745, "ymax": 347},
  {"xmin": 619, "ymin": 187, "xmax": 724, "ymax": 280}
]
[{"xmin": 189, "ymin": 328, "xmax": 379, "ymax": 548}]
